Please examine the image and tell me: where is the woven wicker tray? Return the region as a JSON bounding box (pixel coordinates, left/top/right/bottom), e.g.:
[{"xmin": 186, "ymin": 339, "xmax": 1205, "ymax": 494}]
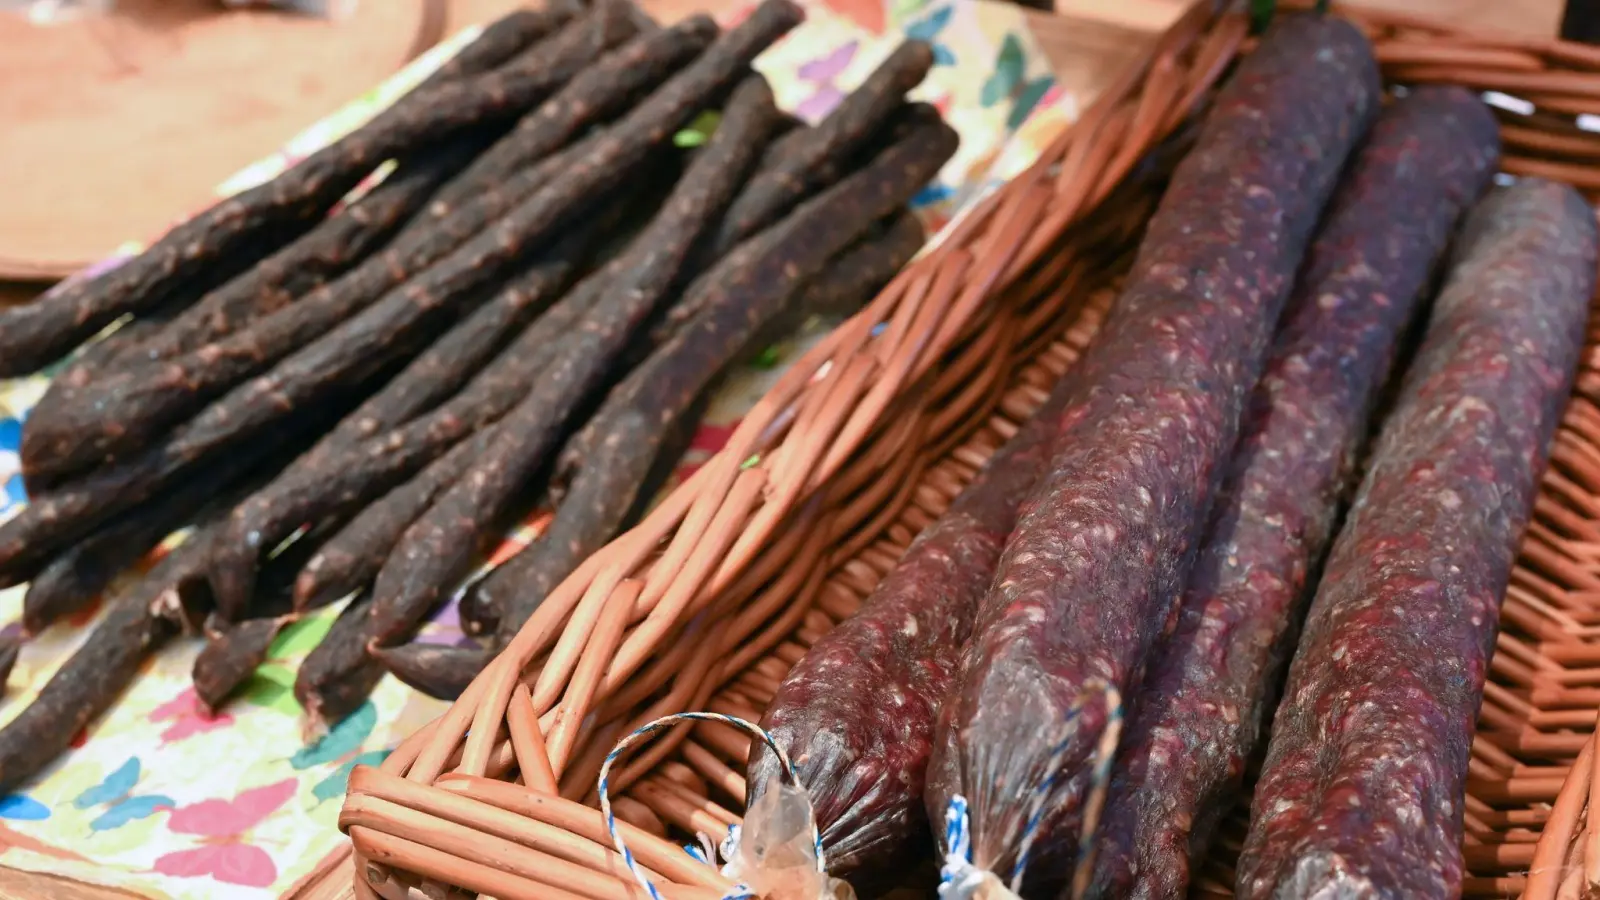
[{"xmin": 320, "ymin": 2, "xmax": 1600, "ymax": 897}]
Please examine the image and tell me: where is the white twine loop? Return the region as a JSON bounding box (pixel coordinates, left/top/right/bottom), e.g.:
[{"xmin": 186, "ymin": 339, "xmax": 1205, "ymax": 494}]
[{"xmin": 598, "ymin": 712, "xmax": 827, "ymax": 900}]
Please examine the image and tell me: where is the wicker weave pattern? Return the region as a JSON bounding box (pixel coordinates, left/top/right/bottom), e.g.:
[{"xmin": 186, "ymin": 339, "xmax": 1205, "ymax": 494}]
[{"xmin": 327, "ymin": 3, "xmax": 1600, "ymax": 898}]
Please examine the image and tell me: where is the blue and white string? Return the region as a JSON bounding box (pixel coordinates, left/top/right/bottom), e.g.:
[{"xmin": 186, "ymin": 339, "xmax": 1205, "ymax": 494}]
[
  {"xmin": 938, "ymin": 682, "xmax": 1124, "ymax": 900},
  {"xmin": 597, "ymin": 711, "xmax": 826, "ymax": 900}
]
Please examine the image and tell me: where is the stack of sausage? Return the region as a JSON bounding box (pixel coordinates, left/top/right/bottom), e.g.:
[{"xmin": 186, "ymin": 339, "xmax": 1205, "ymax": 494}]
[
  {"xmin": 0, "ymin": 0, "xmax": 958, "ymax": 793},
  {"xmin": 747, "ymin": 12, "xmax": 1599, "ymax": 900}
]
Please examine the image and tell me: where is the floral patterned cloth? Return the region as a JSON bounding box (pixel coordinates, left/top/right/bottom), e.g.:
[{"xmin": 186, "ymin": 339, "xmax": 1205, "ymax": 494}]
[{"xmin": 0, "ymin": 1, "xmax": 1070, "ymax": 896}]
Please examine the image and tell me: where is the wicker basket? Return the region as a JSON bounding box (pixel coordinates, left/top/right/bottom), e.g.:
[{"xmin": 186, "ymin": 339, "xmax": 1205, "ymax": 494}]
[{"xmin": 321, "ymin": 2, "xmax": 1600, "ymax": 898}]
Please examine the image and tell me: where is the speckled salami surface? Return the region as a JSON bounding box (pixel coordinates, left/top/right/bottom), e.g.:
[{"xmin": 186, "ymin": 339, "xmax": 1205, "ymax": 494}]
[
  {"xmin": 1235, "ymin": 180, "xmax": 1598, "ymax": 899},
  {"xmin": 923, "ymin": 14, "xmax": 1380, "ymax": 893},
  {"xmin": 749, "ymin": 381, "xmax": 1066, "ymax": 880},
  {"xmin": 1084, "ymin": 86, "xmax": 1501, "ymax": 900}
]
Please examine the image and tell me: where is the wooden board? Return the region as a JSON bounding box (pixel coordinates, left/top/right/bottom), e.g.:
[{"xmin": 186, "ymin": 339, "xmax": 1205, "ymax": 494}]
[{"xmin": 0, "ymin": 0, "xmax": 531, "ymax": 279}]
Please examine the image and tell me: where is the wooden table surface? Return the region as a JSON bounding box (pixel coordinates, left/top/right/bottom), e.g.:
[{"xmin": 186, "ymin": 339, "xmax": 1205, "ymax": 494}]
[{"xmin": 0, "ymin": 0, "xmax": 1568, "ymax": 895}]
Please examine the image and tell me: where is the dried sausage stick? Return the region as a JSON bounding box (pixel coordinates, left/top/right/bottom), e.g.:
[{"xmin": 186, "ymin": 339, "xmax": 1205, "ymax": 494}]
[
  {"xmin": 20, "ymin": 148, "xmax": 470, "ymax": 483},
  {"xmin": 463, "ymin": 208, "xmax": 923, "ymax": 646},
  {"xmin": 293, "ymin": 427, "xmax": 494, "ymax": 613},
  {"xmin": 0, "ymin": 521, "xmax": 219, "ymax": 793},
  {"xmin": 295, "ymin": 591, "xmax": 384, "ymax": 728},
  {"xmin": 534, "ymin": 116, "xmax": 956, "ymax": 671},
  {"xmin": 365, "ymin": 75, "xmax": 782, "ymax": 652},
  {"xmin": 426, "ymin": 16, "xmax": 746, "ymax": 212},
  {"xmin": 23, "ymin": 11, "xmax": 644, "ymax": 479},
  {"xmin": 923, "ymin": 15, "xmax": 1379, "ymax": 894},
  {"xmin": 745, "ymin": 370, "xmax": 1068, "ymax": 878},
  {"xmin": 406, "ymin": 16, "xmax": 721, "ymax": 237},
  {"xmin": 422, "ymin": 5, "xmax": 583, "ymax": 88},
  {"xmin": 697, "ymin": 40, "xmax": 932, "ymax": 262},
  {"xmin": 36, "ymin": 1, "xmax": 787, "ymax": 488},
  {"xmin": 238, "ymin": 268, "xmax": 608, "ymax": 612},
  {"xmin": 20, "ymin": 135, "xmax": 492, "ymax": 483},
  {"xmin": 655, "ymin": 103, "xmax": 941, "ymax": 344},
  {"xmin": 192, "ymin": 531, "xmax": 325, "ymax": 712},
  {"xmin": 0, "ymin": 1, "xmax": 611, "ymax": 379},
  {"xmin": 1085, "ymin": 86, "xmax": 1502, "ymax": 900},
  {"xmin": 205, "ymin": 215, "xmax": 612, "ymax": 620},
  {"xmin": 1236, "ymin": 180, "xmax": 1596, "ymax": 899},
  {"xmin": 19, "ymin": 447, "xmax": 275, "ymax": 631},
  {"xmin": 556, "ymin": 114, "xmax": 953, "ymax": 493}
]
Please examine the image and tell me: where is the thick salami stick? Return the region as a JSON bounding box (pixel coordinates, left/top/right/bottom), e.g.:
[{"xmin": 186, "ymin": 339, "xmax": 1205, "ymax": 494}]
[
  {"xmin": 923, "ymin": 15, "xmax": 1379, "ymax": 894},
  {"xmin": 0, "ymin": 523, "xmax": 217, "ymax": 793},
  {"xmin": 745, "ymin": 380, "xmax": 1068, "ymax": 878},
  {"xmin": 1085, "ymin": 87, "xmax": 1501, "ymax": 900},
  {"xmin": 365, "ymin": 75, "xmax": 781, "ymax": 651},
  {"xmin": 0, "ymin": 0, "xmax": 605, "ymax": 379},
  {"xmin": 295, "ymin": 591, "xmax": 384, "ymax": 727},
  {"xmin": 1235, "ymin": 181, "xmax": 1596, "ymax": 899},
  {"xmin": 698, "ymin": 40, "xmax": 932, "ymax": 261}
]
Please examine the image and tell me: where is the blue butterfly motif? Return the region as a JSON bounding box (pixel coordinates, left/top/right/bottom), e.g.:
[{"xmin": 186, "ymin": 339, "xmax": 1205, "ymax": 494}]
[
  {"xmin": 904, "ymin": 5, "xmax": 957, "ymax": 67},
  {"xmin": 980, "ymin": 34, "xmax": 1056, "ymax": 131},
  {"xmin": 72, "ymin": 757, "xmax": 173, "ymax": 832}
]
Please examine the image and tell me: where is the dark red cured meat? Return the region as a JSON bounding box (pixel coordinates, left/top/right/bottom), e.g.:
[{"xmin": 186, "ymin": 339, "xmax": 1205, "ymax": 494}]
[
  {"xmin": 922, "ymin": 15, "xmax": 1380, "ymax": 893},
  {"xmin": 425, "ymin": 16, "xmax": 724, "ymax": 212},
  {"xmin": 747, "ymin": 377, "xmax": 1069, "ymax": 879},
  {"xmin": 204, "ymin": 214, "xmax": 613, "ymax": 620},
  {"xmin": 695, "ymin": 41, "xmax": 932, "ymax": 263},
  {"xmin": 0, "ymin": 1, "xmax": 612, "ymax": 379},
  {"xmin": 0, "ymin": 633, "xmax": 18, "ymax": 695},
  {"xmin": 1084, "ymin": 86, "xmax": 1501, "ymax": 900},
  {"xmin": 18, "ymin": 144, "xmax": 478, "ymax": 485},
  {"xmin": 365, "ymin": 75, "xmax": 782, "ymax": 654},
  {"xmin": 0, "ymin": 521, "xmax": 218, "ymax": 793},
  {"xmin": 1235, "ymin": 180, "xmax": 1597, "ymax": 899}
]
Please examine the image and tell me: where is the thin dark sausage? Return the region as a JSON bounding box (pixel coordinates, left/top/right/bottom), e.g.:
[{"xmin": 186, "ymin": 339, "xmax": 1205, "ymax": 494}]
[
  {"xmin": 1085, "ymin": 86, "xmax": 1501, "ymax": 900},
  {"xmin": 364, "ymin": 75, "xmax": 783, "ymax": 652},
  {"xmin": 923, "ymin": 15, "xmax": 1380, "ymax": 893},
  {"xmin": 0, "ymin": 0, "xmax": 605, "ymax": 378},
  {"xmin": 1236, "ymin": 180, "xmax": 1597, "ymax": 899}
]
